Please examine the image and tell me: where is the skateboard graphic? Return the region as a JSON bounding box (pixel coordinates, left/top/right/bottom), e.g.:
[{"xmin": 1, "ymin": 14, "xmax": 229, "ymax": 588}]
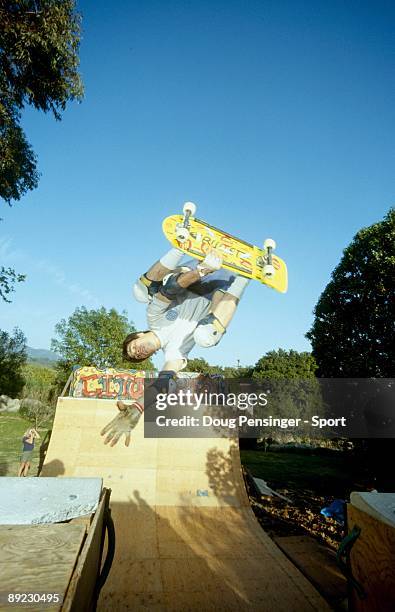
[{"xmin": 162, "ymin": 202, "xmax": 288, "ymax": 293}]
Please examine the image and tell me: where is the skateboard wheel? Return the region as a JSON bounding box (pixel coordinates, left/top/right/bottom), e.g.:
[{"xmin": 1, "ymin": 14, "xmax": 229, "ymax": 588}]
[
  {"xmin": 183, "ymin": 201, "xmax": 197, "ymax": 216},
  {"xmin": 263, "ymin": 264, "xmax": 275, "ymax": 278},
  {"xmin": 264, "ymin": 238, "xmax": 276, "ymax": 250},
  {"xmin": 175, "ymin": 226, "xmax": 190, "ymax": 243}
]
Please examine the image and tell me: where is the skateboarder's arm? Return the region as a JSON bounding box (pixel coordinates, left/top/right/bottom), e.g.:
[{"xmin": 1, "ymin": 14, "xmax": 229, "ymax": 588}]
[
  {"xmin": 159, "ymin": 251, "xmax": 223, "ymax": 300},
  {"xmin": 175, "ymin": 268, "xmax": 202, "ymax": 287},
  {"xmin": 161, "ymin": 359, "xmax": 186, "ymax": 373},
  {"xmin": 144, "ymin": 249, "xmax": 185, "ymax": 282},
  {"xmin": 136, "ymin": 250, "xmax": 223, "ymax": 304},
  {"xmin": 153, "ymin": 249, "xmax": 222, "ymax": 286},
  {"xmin": 156, "ymin": 268, "xmax": 217, "ymax": 303}
]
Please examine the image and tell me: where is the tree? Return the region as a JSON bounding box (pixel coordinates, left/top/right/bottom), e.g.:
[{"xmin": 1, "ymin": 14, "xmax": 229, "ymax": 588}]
[
  {"xmin": 0, "ymin": 0, "xmax": 83, "ymax": 204},
  {"xmin": 186, "ymin": 357, "xmax": 218, "ymax": 374},
  {"xmin": 19, "ymin": 397, "xmax": 54, "ymax": 429},
  {"xmin": 0, "ymin": 327, "xmax": 27, "ymax": 396},
  {"xmin": 0, "ymin": 0, "xmax": 83, "ymax": 301},
  {"xmin": 251, "ymin": 349, "xmax": 318, "ymax": 379},
  {"xmin": 22, "ymin": 362, "xmax": 56, "ymax": 405},
  {"xmin": 0, "ymin": 106, "xmax": 39, "ymax": 203},
  {"xmin": 0, "ymin": 266, "xmax": 25, "ymax": 301},
  {"xmin": 186, "ymin": 356, "xmax": 245, "ymax": 377},
  {"xmin": 306, "ymin": 209, "xmax": 395, "ymax": 377},
  {"xmin": 51, "ymin": 306, "xmax": 155, "ymax": 390},
  {"xmin": 249, "ymin": 349, "xmax": 321, "ymax": 442}
]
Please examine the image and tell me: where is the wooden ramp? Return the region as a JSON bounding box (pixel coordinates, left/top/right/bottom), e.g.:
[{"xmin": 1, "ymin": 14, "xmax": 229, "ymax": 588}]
[
  {"xmin": 274, "ymin": 536, "xmax": 347, "ymax": 609},
  {"xmin": 41, "ymin": 397, "xmax": 330, "ymax": 611},
  {"xmin": 347, "ymin": 493, "xmax": 395, "ymax": 611}
]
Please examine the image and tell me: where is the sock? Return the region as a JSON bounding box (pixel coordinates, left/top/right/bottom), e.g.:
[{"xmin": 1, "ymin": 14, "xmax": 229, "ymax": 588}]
[
  {"xmin": 159, "ymin": 248, "xmax": 184, "ymax": 270},
  {"xmin": 226, "ymin": 275, "xmax": 250, "ymax": 299}
]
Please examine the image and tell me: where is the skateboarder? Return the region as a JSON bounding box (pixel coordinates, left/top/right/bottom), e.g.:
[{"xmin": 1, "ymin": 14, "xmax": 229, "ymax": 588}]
[
  {"xmin": 124, "ymin": 246, "xmax": 249, "ymax": 372},
  {"xmin": 101, "ymin": 247, "xmax": 249, "ymax": 446}
]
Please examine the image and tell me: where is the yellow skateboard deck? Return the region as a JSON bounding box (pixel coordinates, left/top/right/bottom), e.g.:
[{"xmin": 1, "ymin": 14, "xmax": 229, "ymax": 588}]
[{"xmin": 163, "ymin": 213, "xmax": 288, "ymax": 293}]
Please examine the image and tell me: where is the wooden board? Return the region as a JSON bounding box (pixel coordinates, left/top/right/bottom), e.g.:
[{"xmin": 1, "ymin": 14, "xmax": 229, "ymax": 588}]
[
  {"xmin": 274, "ymin": 536, "xmax": 347, "ymax": 607},
  {"xmin": 347, "ymin": 503, "xmax": 395, "ymax": 612},
  {"xmin": 0, "ymin": 524, "xmax": 86, "ymax": 611},
  {"xmin": 62, "ymin": 490, "xmax": 109, "ymax": 612},
  {"xmin": 350, "ymin": 492, "xmax": 395, "ymax": 529},
  {"xmin": 41, "ymin": 398, "xmax": 329, "ymax": 611}
]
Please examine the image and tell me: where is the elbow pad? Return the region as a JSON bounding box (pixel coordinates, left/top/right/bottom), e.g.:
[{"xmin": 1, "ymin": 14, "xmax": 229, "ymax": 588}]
[
  {"xmin": 159, "ymin": 272, "xmax": 186, "ymax": 299},
  {"xmin": 133, "ymin": 275, "xmax": 161, "ymax": 303}
]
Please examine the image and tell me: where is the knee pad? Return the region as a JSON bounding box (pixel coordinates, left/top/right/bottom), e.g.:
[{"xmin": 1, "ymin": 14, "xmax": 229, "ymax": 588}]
[
  {"xmin": 133, "ymin": 275, "xmax": 161, "ymax": 303},
  {"xmin": 193, "ymin": 314, "xmax": 226, "ymax": 347}
]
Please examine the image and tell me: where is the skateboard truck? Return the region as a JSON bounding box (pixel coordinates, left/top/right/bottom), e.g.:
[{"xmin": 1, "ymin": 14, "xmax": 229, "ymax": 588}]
[
  {"xmin": 263, "ymin": 238, "xmax": 276, "ymax": 278},
  {"xmin": 175, "ymin": 202, "xmax": 197, "ymax": 242}
]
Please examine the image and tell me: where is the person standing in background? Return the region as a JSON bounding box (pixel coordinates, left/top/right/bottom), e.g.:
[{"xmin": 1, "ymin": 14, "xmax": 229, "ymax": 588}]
[{"xmin": 18, "ymin": 428, "xmax": 40, "ymax": 477}]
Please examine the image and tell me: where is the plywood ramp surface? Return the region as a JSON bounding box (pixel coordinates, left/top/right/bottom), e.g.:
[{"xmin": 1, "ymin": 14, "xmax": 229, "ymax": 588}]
[
  {"xmin": 42, "ymin": 398, "xmax": 330, "ymax": 611},
  {"xmin": 347, "ymin": 503, "xmax": 395, "ymax": 612}
]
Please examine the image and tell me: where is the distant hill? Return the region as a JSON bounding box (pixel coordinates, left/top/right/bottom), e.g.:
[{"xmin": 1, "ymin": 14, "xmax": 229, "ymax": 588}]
[{"xmin": 27, "ymin": 346, "xmax": 60, "ymax": 367}]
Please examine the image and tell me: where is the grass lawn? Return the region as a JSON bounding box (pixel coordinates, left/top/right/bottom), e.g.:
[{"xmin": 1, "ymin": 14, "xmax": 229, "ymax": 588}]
[
  {"xmin": 241, "ymin": 448, "xmax": 355, "ymax": 498},
  {"xmin": 0, "ymin": 414, "xmax": 51, "ymax": 477}
]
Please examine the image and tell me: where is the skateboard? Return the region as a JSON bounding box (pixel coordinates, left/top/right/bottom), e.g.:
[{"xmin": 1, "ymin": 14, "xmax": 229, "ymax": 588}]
[{"xmin": 162, "ymin": 202, "xmax": 288, "ymax": 293}]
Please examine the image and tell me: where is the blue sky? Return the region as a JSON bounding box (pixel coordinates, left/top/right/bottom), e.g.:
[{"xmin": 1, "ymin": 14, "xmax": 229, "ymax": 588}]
[{"xmin": 0, "ymin": 0, "xmax": 394, "ymax": 368}]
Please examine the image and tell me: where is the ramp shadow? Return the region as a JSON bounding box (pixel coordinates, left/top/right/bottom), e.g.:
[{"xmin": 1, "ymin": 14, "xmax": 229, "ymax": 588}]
[{"xmin": 39, "ymin": 458, "xmax": 65, "ymax": 477}]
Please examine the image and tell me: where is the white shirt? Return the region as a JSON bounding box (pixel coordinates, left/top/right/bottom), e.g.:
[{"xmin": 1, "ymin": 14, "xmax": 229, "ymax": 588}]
[
  {"xmin": 145, "ymin": 260, "xmax": 235, "ymax": 367},
  {"xmin": 147, "ymin": 290, "xmax": 212, "ymax": 367}
]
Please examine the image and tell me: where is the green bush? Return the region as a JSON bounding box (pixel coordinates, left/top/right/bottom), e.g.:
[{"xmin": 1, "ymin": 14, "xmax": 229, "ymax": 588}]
[{"xmin": 22, "ymin": 363, "xmax": 56, "ymax": 406}]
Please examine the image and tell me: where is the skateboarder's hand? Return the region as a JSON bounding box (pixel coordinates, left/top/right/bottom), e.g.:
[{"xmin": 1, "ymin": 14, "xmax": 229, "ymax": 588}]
[
  {"xmin": 100, "ymin": 401, "xmax": 142, "ymax": 447},
  {"xmin": 197, "ymin": 250, "xmax": 222, "ymax": 276}
]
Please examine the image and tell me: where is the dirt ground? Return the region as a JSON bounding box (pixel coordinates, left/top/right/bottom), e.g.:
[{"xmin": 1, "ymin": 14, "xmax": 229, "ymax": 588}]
[{"xmin": 241, "ymin": 446, "xmax": 373, "ymax": 550}]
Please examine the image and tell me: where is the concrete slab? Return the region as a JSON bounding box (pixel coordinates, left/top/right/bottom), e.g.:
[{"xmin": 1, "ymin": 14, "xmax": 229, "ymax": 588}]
[{"xmin": 0, "ymin": 477, "xmax": 102, "ymax": 524}]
